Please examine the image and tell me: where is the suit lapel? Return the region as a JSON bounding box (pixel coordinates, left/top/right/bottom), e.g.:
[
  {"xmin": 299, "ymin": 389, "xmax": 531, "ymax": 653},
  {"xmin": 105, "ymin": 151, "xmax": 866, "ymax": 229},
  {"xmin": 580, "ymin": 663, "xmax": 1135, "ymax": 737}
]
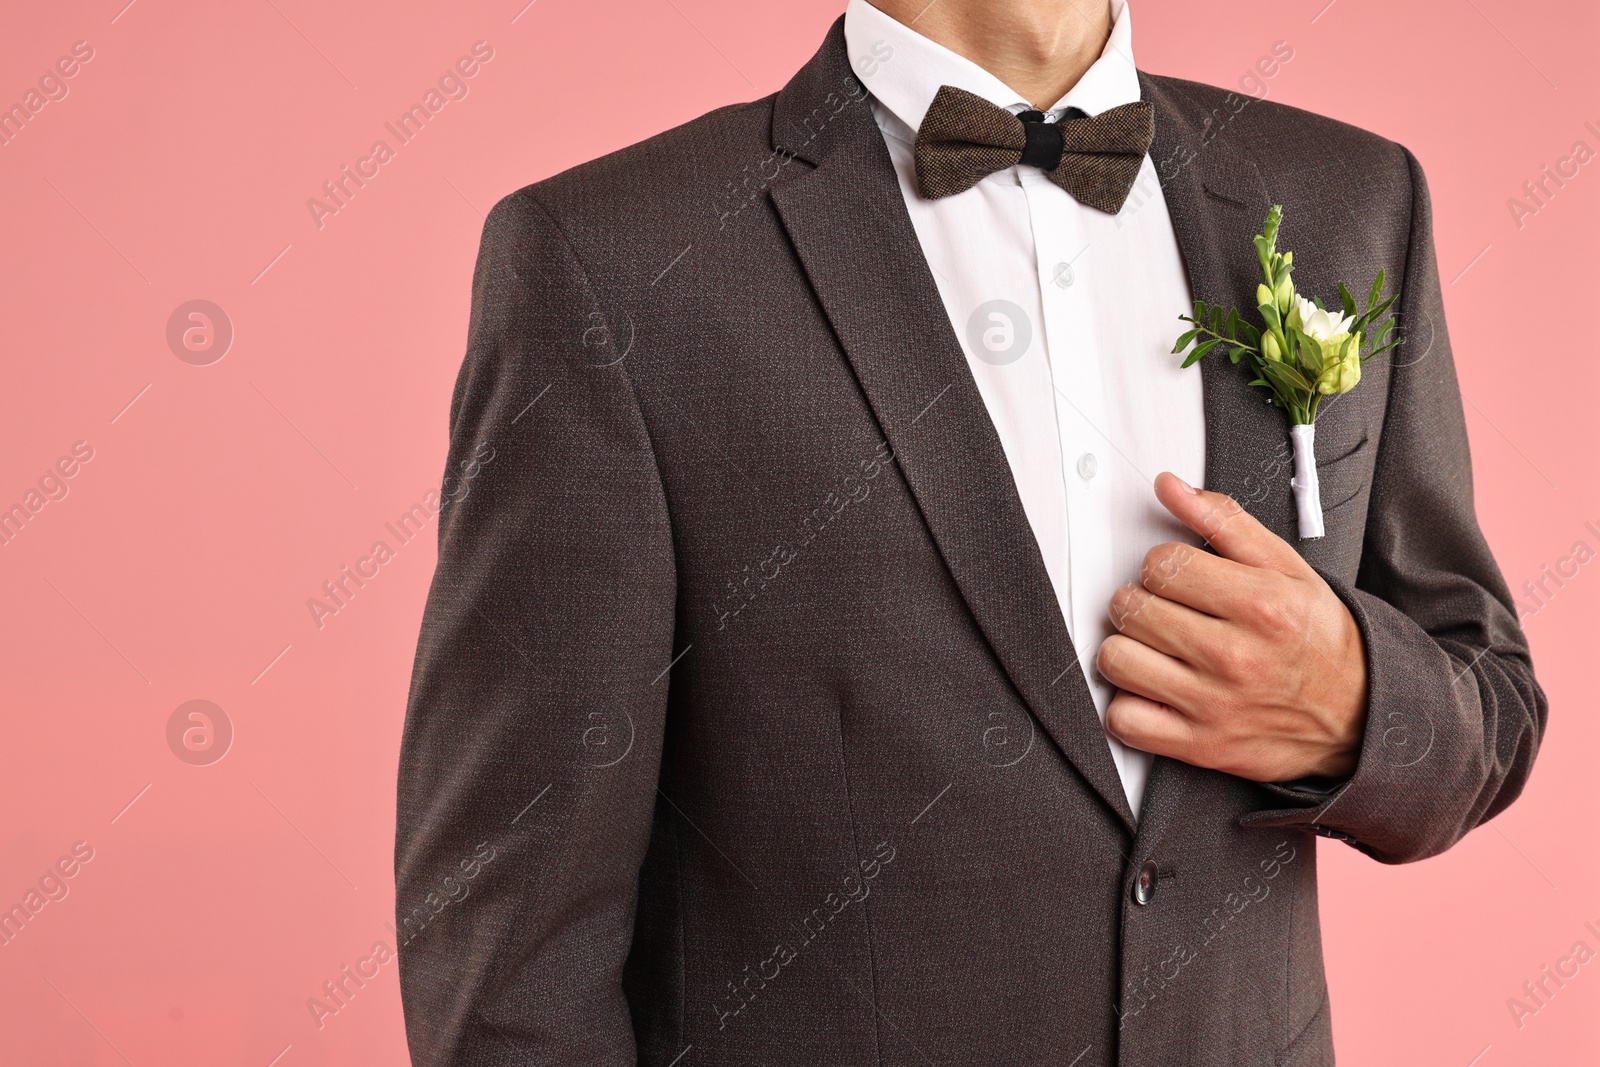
[
  {"xmin": 1134, "ymin": 74, "xmax": 1290, "ymax": 848},
  {"xmin": 769, "ymin": 20, "xmax": 1137, "ymax": 832}
]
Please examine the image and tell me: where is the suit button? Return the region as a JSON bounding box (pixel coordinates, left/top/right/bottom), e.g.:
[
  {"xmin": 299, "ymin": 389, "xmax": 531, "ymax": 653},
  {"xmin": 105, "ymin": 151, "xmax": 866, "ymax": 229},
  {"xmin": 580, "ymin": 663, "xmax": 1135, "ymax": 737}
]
[{"xmin": 1133, "ymin": 860, "xmax": 1158, "ymax": 906}]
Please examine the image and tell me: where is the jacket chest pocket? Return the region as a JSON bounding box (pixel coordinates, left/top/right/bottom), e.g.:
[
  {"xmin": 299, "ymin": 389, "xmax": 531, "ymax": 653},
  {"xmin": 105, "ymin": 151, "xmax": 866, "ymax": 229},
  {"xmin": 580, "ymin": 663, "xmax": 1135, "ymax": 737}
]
[{"xmin": 1298, "ymin": 432, "xmax": 1373, "ymax": 580}]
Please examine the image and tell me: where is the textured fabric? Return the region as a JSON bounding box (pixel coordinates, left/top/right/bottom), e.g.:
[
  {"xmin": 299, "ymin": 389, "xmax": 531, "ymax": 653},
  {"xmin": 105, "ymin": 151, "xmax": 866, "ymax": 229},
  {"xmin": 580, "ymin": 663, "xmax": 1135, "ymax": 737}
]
[
  {"xmin": 915, "ymin": 84, "xmax": 1155, "ymax": 211},
  {"xmin": 845, "ymin": 0, "xmax": 1203, "ymax": 820},
  {"xmin": 394, "ymin": 16, "xmax": 1546, "ymax": 1067}
]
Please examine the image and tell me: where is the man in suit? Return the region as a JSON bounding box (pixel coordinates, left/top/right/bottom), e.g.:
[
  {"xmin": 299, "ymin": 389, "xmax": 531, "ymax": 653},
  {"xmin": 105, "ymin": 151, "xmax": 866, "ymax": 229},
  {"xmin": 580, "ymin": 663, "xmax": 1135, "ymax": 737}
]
[{"xmin": 395, "ymin": 0, "xmax": 1546, "ymax": 1063}]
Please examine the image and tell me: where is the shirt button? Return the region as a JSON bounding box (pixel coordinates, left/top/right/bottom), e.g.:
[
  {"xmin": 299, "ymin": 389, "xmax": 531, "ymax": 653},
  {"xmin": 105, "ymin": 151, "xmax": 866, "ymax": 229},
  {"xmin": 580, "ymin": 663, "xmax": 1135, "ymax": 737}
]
[
  {"xmin": 1077, "ymin": 452, "xmax": 1098, "ymax": 480},
  {"xmin": 1052, "ymin": 262, "xmax": 1075, "ymax": 288},
  {"xmin": 1133, "ymin": 860, "xmax": 1159, "ymax": 906}
]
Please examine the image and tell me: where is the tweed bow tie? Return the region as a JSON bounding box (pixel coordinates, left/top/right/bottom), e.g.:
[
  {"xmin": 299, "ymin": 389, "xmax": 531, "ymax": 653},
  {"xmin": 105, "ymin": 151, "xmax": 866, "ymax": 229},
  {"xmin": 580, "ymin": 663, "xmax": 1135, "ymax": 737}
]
[{"xmin": 913, "ymin": 84, "xmax": 1156, "ymax": 213}]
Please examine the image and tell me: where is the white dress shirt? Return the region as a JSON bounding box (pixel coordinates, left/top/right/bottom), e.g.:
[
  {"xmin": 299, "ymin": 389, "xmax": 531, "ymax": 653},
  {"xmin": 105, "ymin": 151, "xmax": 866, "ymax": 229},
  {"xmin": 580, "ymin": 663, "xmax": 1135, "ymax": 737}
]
[{"xmin": 843, "ymin": 0, "xmax": 1206, "ymax": 820}]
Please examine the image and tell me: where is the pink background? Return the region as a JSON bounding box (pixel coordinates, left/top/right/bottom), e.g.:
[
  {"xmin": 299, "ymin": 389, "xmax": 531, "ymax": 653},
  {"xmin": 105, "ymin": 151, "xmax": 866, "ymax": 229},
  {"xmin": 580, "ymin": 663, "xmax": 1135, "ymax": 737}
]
[{"xmin": 1, "ymin": 0, "xmax": 1595, "ymax": 1063}]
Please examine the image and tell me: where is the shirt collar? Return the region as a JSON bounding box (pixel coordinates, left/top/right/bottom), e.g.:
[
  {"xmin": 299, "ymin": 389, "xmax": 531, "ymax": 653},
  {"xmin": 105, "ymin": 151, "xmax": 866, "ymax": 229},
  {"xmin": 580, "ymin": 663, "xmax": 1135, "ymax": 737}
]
[{"xmin": 843, "ymin": 0, "xmax": 1140, "ymax": 137}]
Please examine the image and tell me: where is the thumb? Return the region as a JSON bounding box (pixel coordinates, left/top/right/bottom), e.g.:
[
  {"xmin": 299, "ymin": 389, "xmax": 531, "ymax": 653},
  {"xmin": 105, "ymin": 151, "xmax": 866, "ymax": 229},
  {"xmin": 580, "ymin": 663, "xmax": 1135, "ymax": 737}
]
[{"xmin": 1154, "ymin": 471, "xmax": 1309, "ymax": 576}]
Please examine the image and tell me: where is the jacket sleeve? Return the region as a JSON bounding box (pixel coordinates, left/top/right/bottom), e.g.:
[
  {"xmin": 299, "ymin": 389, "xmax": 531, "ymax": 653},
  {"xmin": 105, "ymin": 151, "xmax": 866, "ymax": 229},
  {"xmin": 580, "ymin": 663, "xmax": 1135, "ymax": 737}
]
[
  {"xmin": 1243, "ymin": 147, "xmax": 1548, "ymax": 862},
  {"xmin": 395, "ymin": 187, "xmax": 676, "ymax": 1064}
]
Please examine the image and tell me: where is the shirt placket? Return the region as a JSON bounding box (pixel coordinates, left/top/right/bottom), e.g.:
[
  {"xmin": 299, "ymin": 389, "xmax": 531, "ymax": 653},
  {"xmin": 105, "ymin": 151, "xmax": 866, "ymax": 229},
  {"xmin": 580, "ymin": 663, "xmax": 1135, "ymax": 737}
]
[{"xmin": 1021, "ymin": 168, "xmax": 1116, "ymax": 719}]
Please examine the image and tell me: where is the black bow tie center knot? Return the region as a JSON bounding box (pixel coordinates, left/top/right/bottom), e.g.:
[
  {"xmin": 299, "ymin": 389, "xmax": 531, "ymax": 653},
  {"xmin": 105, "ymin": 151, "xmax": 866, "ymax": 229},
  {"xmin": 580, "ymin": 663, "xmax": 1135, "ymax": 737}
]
[{"xmin": 1016, "ymin": 111, "xmax": 1063, "ymax": 170}]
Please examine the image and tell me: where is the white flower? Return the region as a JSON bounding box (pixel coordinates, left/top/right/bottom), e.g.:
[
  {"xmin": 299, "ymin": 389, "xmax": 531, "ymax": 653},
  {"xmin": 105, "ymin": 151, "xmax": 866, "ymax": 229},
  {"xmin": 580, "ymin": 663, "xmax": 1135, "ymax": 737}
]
[{"xmin": 1292, "ymin": 295, "xmax": 1355, "ymax": 343}]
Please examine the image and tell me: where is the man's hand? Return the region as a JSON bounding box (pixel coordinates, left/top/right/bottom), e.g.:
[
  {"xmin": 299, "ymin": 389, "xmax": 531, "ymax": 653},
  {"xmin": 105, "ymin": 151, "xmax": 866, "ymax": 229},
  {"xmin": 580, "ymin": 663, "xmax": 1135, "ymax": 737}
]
[{"xmin": 1097, "ymin": 472, "xmax": 1369, "ymax": 783}]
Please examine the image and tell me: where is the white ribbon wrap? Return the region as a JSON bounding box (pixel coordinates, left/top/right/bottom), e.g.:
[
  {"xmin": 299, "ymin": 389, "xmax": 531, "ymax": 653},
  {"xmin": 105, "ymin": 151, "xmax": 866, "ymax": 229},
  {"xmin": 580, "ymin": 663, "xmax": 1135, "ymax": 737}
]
[{"xmin": 1289, "ymin": 422, "xmax": 1324, "ymax": 539}]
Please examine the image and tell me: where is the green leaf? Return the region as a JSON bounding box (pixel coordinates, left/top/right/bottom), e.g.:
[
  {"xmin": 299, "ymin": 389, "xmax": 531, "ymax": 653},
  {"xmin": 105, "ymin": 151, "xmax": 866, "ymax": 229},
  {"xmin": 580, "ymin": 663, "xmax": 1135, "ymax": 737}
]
[
  {"xmin": 1368, "ymin": 318, "xmax": 1395, "ymax": 351},
  {"xmin": 1182, "ymin": 337, "xmax": 1226, "ymax": 367},
  {"xmin": 1291, "ymin": 326, "xmax": 1326, "ymax": 377},
  {"xmin": 1356, "ymin": 293, "xmax": 1397, "ymax": 328},
  {"xmin": 1209, "ymin": 305, "xmax": 1224, "ymax": 333},
  {"xmin": 1238, "ymin": 320, "xmax": 1262, "ymax": 346},
  {"xmin": 1259, "ymin": 356, "xmax": 1313, "ymax": 397},
  {"xmin": 1194, "ymin": 299, "xmax": 1207, "ymax": 322},
  {"xmin": 1367, "ymin": 269, "xmax": 1385, "ymax": 313},
  {"xmin": 1312, "ymin": 295, "xmax": 1326, "ymax": 311},
  {"xmin": 1171, "ymin": 327, "xmax": 1203, "ymax": 353},
  {"xmin": 1228, "ymin": 345, "xmax": 1249, "ymax": 363},
  {"xmin": 1260, "ymin": 304, "xmax": 1283, "ymax": 333},
  {"xmin": 1338, "ymin": 282, "xmax": 1358, "ymax": 321},
  {"xmin": 1225, "ymin": 308, "xmax": 1242, "ymax": 339}
]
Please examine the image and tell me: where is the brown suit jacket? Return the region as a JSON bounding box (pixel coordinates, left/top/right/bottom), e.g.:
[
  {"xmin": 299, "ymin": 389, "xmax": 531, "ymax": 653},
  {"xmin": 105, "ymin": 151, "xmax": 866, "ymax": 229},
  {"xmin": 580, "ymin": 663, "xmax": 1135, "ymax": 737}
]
[{"xmin": 395, "ymin": 18, "xmax": 1545, "ymax": 1067}]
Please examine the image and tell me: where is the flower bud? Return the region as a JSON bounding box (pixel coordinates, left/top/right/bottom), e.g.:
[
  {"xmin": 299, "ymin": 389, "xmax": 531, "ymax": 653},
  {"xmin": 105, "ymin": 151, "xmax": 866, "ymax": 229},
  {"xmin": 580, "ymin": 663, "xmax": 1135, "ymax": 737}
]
[
  {"xmin": 1282, "ymin": 251, "xmax": 1293, "ymax": 266},
  {"xmin": 1261, "ymin": 333, "xmax": 1282, "ymax": 362},
  {"xmin": 1275, "ymin": 277, "xmax": 1294, "ymax": 312},
  {"xmin": 1315, "ymin": 333, "xmax": 1362, "ymax": 395},
  {"xmin": 1257, "ymin": 283, "xmax": 1274, "ymax": 308}
]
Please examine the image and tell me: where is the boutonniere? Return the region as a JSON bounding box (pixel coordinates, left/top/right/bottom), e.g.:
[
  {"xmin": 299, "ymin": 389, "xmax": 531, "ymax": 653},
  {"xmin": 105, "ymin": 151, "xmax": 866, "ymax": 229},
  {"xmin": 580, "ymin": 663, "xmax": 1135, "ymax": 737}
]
[{"xmin": 1171, "ymin": 204, "xmax": 1399, "ymax": 538}]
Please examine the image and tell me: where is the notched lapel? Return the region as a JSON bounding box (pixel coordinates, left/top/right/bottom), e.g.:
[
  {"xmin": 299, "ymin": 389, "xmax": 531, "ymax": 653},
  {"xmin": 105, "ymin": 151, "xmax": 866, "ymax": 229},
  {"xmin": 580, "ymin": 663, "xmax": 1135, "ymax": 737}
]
[
  {"xmin": 1137, "ymin": 75, "xmax": 1317, "ymax": 849},
  {"xmin": 766, "ymin": 21, "xmax": 1137, "ymax": 832},
  {"xmin": 1142, "ymin": 76, "xmax": 1304, "ymax": 551}
]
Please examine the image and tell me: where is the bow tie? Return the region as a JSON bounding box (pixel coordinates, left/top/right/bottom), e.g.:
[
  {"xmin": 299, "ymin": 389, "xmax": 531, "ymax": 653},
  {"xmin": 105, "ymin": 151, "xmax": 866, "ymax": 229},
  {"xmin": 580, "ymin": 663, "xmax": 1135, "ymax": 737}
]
[{"xmin": 912, "ymin": 84, "xmax": 1155, "ymax": 213}]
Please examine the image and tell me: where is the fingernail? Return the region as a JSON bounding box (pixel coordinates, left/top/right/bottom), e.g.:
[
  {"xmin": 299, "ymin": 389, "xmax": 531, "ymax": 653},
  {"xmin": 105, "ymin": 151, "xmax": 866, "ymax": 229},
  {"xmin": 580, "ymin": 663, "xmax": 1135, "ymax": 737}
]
[{"xmin": 1175, "ymin": 475, "xmax": 1199, "ymax": 494}]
